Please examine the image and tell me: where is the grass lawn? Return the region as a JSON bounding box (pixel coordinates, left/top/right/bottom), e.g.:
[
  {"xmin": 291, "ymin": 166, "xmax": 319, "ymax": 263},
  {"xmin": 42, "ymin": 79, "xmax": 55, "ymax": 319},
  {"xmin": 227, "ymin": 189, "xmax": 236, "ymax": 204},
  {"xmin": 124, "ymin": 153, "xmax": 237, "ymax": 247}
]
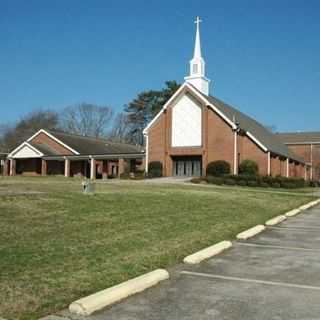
[{"xmin": 0, "ymin": 176, "xmax": 317, "ymax": 320}]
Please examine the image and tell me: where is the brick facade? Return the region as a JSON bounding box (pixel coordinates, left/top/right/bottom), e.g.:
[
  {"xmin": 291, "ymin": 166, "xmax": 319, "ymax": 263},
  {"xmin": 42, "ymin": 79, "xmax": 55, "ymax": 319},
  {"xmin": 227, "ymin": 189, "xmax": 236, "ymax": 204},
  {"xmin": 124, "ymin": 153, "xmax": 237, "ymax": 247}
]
[
  {"xmin": 147, "ymin": 89, "xmax": 273, "ymax": 177},
  {"xmin": 286, "ymin": 144, "xmax": 320, "ymax": 180}
]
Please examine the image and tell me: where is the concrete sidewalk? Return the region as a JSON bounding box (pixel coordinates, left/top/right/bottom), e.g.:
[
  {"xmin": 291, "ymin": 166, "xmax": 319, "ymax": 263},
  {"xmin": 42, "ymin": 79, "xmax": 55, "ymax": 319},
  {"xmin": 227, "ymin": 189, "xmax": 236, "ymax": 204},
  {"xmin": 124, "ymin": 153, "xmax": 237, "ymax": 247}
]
[{"xmin": 60, "ymin": 205, "xmax": 320, "ymax": 320}]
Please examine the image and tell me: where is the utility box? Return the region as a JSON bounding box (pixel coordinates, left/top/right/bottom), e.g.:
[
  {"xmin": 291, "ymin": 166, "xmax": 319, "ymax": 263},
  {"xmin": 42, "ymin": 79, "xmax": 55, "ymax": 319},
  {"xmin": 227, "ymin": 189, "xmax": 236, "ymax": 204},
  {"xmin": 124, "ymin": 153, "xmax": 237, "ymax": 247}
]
[{"xmin": 82, "ymin": 180, "xmax": 95, "ymax": 194}]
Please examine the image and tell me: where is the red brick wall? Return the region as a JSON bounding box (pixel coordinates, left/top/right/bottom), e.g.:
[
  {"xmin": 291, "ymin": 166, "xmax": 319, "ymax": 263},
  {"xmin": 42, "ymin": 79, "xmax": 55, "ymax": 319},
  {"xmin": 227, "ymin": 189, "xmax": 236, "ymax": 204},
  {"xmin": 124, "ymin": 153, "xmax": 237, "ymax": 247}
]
[
  {"xmin": 271, "ymin": 155, "xmax": 281, "ymax": 176},
  {"xmin": 148, "ymin": 115, "xmax": 166, "ymax": 165},
  {"xmin": 287, "ymin": 145, "xmax": 311, "ymax": 163},
  {"xmin": 313, "ymin": 145, "xmax": 320, "ymax": 180},
  {"xmin": 207, "ymin": 108, "xmax": 234, "ymax": 171},
  {"xmin": 238, "ymin": 134, "xmax": 268, "ymax": 176},
  {"xmin": 31, "ymin": 132, "xmax": 74, "ymax": 155},
  {"xmin": 286, "ymin": 144, "xmax": 320, "ymax": 180}
]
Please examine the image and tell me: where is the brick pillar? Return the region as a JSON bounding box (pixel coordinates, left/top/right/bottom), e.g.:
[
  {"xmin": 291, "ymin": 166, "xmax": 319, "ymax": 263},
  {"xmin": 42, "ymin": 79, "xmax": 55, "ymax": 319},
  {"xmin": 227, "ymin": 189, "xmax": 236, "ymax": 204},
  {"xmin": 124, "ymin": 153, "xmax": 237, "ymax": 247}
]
[
  {"xmin": 41, "ymin": 159, "xmax": 47, "ymax": 176},
  {"xmin": 64, "ymin": 158, "xmax": 70, "ymax": 177},
  {"xmin": 3, "ymin": 159, "xmax": 8, "ymax": 176},
  {"xmin": 102, "ymin": 160, "xmax": 108, "ymax": 179},
  {"xmin": 10, "ymin": 159, "xmax": 16, "ymax": 176},
  {"xmin": 118, "ymin": 158, "xmax": 124, "ymax": 178}
]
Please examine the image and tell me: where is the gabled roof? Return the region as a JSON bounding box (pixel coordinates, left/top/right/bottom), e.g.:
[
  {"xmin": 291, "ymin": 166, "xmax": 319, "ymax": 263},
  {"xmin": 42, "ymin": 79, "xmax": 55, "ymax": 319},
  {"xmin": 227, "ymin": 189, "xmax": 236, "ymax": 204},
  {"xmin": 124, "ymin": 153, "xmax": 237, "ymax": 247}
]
[
  {"xmin": 8, "ymin": 142, "xmax": 44, "ymax": 158},
  {"xmin": 276, "ymin": 132, "xmax": 320, "ymax": 144},
  {"xmin": 29, "ymin": 141, "xmax": 60, "ymax": 156},
  {"xmin": 144, "ymin": 82, "xmax": 304, "ymax": 163},
  {"xmin": 44, "ymin": 130, "xmax": 144, "ymax": 155},
  {"xmin": 0, "ymin": 153, "xmax": 8, "ymax": 160},
  {"xmin": 201, "ymin": 95, "xmax": 303, "ymax": 163},
  {"xmin": 8, "ymin": 129, "xmax": 144, "ymax": 158}
]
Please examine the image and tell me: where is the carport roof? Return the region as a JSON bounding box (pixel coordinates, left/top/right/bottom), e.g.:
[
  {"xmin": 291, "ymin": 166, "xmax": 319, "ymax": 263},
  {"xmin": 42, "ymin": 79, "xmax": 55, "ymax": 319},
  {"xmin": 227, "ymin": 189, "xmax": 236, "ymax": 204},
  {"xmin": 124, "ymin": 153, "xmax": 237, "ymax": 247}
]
[
  {"xmin": 0, "ymin": 153, "xmax": 8, "ymax": 160},
  {"xmin": 46, "ymin": 130, "xmax": 144, "ymax": 155},
  {"xmin": 33, "ymin": 130, "xmax": 144, "ymax": 156},
  {"xmin": 29, "ymin": 142, "xmax": 60, "ymax": 156}
]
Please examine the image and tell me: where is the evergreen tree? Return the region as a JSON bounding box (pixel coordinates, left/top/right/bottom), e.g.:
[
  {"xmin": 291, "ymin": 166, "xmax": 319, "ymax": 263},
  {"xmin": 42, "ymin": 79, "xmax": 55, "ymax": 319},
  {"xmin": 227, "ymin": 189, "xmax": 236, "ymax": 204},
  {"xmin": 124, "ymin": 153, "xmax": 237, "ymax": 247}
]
[{"xmin": 125, "ymin": 81, "xmax": 180, "ymax": 145}]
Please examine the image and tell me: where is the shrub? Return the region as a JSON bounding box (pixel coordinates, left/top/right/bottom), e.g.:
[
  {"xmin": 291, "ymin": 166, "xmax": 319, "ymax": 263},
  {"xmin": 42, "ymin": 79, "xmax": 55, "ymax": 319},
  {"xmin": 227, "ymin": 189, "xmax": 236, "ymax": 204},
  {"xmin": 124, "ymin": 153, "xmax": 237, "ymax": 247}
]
[
  {"xmin": 239, "ymin": 160, "xmax": 259, "ymax": 176},
  {"xmin": 237, "ymin": 180, "xmax": 247, "ymax": 186},
  {"xmin": 271, "ymin": 182, "xmax": 281, "ymax": 188},
  {"xmin": 310, "ymin": 181, "xmax": 319, "ymax": 187},
  {"xmin": 259, "ymin": 182, "xmax": 269, "ymax": 188},
  {"xmin": 206, "ymin": 160, "xmax": 231, "ymax": 176},
  {"xmin": 247, "ymin": 180, "xmax": 258, "ymax": 187},
  {"xmin": 191, "ymin": 177, "xmax": 205, "ymax": 184},
  {"xmin": 207, "ymin": 176, "xmax": 224, "ymax": 185},
  {"xmin": 224, "ymin": 178, "xmax": 236, "ymax": 186},
  {"xmin": 148, "ymin": 161, "xmax": 163, "ymax": 178},
  {"xmin": 281, "ymin": 182, "xmax": 296, "ymax": 189}
]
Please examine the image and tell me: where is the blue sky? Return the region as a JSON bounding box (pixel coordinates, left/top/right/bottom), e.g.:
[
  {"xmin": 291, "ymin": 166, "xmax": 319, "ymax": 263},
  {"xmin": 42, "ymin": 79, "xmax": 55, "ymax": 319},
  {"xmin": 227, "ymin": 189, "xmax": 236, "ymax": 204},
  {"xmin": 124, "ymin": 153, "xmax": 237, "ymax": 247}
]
[{"xmin": 1, "ymin": 0, "xmax": 319, "ymax": 132}]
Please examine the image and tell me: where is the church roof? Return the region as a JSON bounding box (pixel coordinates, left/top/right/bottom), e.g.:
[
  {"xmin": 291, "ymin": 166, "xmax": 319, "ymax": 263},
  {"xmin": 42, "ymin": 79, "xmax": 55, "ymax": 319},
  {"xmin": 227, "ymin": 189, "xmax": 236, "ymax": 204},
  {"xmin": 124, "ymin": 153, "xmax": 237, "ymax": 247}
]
[
  {"xmin": 276, "ymin": 132, "xmax": 320, "ymax": 144},
  {"xmin": 200, "ymin": 93, "xmax": 304, "ymax": 163}
]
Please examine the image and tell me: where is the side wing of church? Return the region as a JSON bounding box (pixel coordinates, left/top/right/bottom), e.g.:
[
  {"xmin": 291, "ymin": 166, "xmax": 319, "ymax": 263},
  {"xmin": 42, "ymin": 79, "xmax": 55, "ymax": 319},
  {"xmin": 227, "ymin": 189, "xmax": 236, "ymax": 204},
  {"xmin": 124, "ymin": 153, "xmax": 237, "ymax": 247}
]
[{"xmin": 143, "ymin": 17, "xmax": 310, "ymax": 179}]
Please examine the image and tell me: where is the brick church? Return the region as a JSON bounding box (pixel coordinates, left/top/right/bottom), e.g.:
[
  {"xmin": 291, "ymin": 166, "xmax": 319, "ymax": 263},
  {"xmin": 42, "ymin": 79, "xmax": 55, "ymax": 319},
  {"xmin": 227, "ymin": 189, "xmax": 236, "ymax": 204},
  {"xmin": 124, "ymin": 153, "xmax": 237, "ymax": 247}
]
[
  {"xmin": 143, "ymin": 17, "xmax": 317, "ymax": 180},
  {"xmin": 2, "ymin": 17, "xmax": 319, "ymax": 180}
]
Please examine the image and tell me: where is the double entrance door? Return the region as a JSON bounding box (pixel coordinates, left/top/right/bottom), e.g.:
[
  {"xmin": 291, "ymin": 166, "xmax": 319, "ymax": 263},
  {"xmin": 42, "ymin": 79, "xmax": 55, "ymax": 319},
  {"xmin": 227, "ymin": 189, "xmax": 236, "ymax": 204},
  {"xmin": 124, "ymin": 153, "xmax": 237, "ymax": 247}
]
[{"xmin": 172, "ymin": 156, "xmax": 202, "ymax": 177}]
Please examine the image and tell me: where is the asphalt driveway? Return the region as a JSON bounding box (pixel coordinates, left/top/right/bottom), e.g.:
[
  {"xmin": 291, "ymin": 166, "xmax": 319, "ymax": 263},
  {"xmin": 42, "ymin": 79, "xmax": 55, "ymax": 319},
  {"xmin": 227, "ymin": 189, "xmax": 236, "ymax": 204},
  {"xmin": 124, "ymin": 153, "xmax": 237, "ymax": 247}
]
[{"xmin": 61, "ymin": 205, "xmax": 320, "ymax": 320}]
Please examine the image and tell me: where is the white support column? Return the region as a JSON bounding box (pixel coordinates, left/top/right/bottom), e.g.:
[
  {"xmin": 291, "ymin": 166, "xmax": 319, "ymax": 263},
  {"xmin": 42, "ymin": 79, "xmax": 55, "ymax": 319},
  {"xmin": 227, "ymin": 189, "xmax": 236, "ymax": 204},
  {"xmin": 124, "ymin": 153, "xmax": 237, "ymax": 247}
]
[
  {"xmin": 233, "ymin": 131, "xmax": 238, "ymax": 175},
  {"xmin": 90, "ymin": 157, "xmax": 96, "ymax": 180},
  {"xmin": 145, "ymin": 134, "xmax": 149, "ymax": 175},
  {"xmin": 64, "ymin": 158, "xmax": 70, "ymax": 177},
  {"xmin": 310, "ymin": 144, "xmax": 313, "ymax": 180},
  {"xmin": 267, "ymin": 152, "xmax": 271, "ymax": 176},
  {"xmin": 286, "ymin": 158, "xmax": 289, "ymax": 178},
  {"xmin": 304, "ymin": 165, "xmax": 307, "ymax": 180}
]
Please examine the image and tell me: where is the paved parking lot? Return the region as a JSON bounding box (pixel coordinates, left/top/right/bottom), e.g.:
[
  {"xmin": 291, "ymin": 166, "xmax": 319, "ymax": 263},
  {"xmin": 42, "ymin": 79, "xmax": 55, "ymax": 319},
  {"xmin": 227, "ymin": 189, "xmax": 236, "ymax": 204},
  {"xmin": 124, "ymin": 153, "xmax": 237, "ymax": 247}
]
[{"xmin": 62, "ymin": 205, "xmax": 320, "ymax": 320}]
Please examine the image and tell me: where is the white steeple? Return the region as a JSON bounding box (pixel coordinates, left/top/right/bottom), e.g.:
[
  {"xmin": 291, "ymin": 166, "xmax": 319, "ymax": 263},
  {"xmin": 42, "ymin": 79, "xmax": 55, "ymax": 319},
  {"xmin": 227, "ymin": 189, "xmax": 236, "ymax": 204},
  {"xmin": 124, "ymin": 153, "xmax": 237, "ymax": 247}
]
[{"xmin": 184, "ymin": 16, "xmax": 211, "ymax": 95}]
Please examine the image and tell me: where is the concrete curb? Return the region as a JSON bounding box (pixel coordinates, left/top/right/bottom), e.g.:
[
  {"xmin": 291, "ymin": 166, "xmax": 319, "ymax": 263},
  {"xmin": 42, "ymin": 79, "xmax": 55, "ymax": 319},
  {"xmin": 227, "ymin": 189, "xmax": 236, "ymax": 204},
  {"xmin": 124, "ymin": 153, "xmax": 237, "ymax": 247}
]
[
  {"xmin": 183, "ymin": 241, "xmax": 232, "ymax": 264},
  {"xmin": 265, "ymin": 215, "xmax": 287, "ymax": 226},
  {"xmin": 299, "ymin": 199, "xmax": 320, "ymax": 211},
  {"xmin": 38, "ymin": 316, "xmax": 69, "ymax": 320},
  {"xmin": 69, "ymin": 269, "xmax": 169, "ymax": 316},
  {"xmin": 236, "ymin": 225, "xmax": 266, "ymax": 240},
  {"xmin": 285, "ymin": 208, "xmax": 301, "ymax": 217}
]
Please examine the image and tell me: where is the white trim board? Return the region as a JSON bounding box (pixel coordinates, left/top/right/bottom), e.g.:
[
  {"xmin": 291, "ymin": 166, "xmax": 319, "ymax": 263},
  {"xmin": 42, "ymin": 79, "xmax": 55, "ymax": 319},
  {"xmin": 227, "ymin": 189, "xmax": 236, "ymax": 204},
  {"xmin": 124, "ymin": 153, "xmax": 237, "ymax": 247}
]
[
  {"xmin": 143, "ymin": 82, "xmax": 237, "ymax": 135},
  {"xmin": 8, "ymin": 142, "xmax": 44, "ymax": 159},
  {"xmin": 27, "ymin": 129, "xmax": 79, "ymax": 155},
  {"xmin": 246, "ymin": 131, "xmax": 268, "ymax": 152}
]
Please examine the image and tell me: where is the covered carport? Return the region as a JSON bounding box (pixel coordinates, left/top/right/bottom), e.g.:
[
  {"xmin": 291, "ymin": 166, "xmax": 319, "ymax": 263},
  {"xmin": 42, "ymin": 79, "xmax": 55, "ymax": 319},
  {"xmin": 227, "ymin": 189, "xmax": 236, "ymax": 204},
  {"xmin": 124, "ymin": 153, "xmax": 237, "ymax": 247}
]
[
  {"xmin": 6, "ymin": 129, "xmax": 145, "ymax": 178},
  {"xmin": 0, "ymin": 153, "xmax": 8, "ymax": 176}
]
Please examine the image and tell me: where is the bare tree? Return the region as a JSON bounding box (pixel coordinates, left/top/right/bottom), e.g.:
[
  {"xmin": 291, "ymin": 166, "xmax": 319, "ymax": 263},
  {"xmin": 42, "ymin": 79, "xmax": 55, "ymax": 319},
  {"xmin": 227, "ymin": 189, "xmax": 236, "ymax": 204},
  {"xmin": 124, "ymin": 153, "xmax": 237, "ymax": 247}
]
[
  {"xmin": 60, "ymin": 103, "xmax": 113, "ymax": 137},
  {"xmin": 0, "ymin": 109, "xmax": 59, "ymax": 151},
  {"xmin": 108, "ymin": 113, "xmax": 130, "ymax": 143}
]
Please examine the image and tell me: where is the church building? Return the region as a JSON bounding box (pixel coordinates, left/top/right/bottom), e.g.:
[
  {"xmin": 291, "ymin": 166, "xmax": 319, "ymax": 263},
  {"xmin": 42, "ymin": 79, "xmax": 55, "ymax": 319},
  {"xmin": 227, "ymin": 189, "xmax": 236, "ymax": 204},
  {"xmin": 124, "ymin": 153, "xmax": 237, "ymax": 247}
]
[{"xmin": 143, "ymin": 17, "xmax": 310, "ymax": 179}]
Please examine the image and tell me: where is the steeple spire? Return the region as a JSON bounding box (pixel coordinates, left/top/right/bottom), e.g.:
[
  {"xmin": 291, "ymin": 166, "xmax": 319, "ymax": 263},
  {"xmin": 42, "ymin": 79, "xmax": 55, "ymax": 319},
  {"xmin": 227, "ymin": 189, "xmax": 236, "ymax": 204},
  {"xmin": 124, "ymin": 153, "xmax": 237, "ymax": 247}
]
[
  {"xmin": 193, "ymin": 16, "xmax": 202, "ymax": 59},
  {"xmin": 184, "ymin": 16, "xmax": 211, "ymax": 95}
]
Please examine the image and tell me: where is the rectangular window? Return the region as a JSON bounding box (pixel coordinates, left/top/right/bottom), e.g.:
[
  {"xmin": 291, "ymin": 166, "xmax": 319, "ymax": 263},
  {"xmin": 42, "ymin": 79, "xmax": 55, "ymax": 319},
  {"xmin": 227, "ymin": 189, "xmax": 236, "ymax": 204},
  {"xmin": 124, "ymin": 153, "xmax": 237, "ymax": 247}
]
[{"xmin": 193, "ymin": 64, "xmax": 198, "ymax": 74}]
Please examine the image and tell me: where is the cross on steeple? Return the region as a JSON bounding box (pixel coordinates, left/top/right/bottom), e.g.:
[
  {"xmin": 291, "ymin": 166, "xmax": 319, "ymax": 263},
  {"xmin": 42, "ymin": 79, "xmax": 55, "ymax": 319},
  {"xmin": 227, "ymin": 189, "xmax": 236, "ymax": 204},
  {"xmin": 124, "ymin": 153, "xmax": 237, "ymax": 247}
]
[
  {"xmin": 194, "ymin": 16, "xmax": 202, "ymax": 28},
  {"xmin": 184, "ymin": 16, "xmax": 211, "ymax": 95}
]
